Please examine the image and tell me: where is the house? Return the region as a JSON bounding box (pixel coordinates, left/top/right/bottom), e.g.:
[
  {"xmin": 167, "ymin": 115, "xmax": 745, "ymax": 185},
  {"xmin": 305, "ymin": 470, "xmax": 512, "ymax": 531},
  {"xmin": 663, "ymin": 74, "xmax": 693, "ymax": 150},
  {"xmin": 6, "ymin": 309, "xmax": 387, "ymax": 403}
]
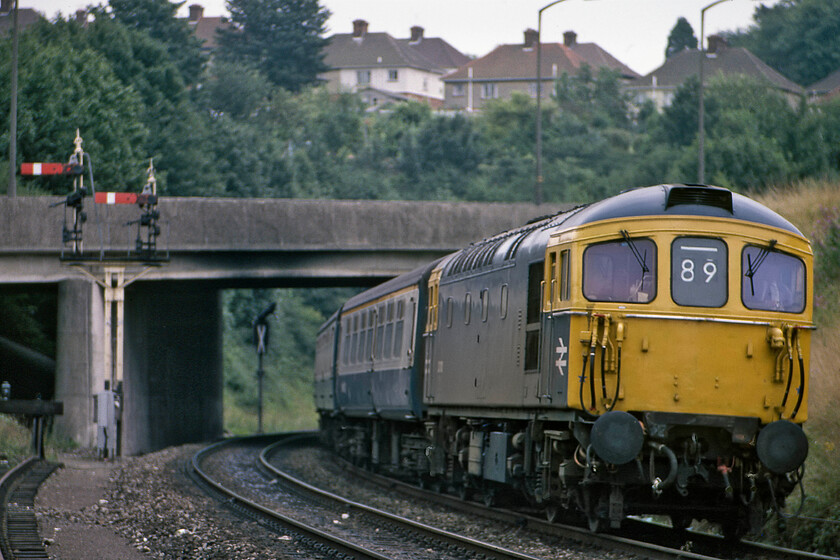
[
  {"xmin": 320, "ymin": 20, "xmax": 470, "ymax": 108},
  {"xmin": 807, "ymin": 68, "xmax": 840, "ymax": 102},
  {"xmin": 626, "ymin": 35, "xmax": 804, "ymax": 111},
  {"xmin": 184, "ymin": 4, "xmax": 231, "ymax": 52},
  {"xmin": 0, "ymin": 0, "xmax": 42, "ymax": 35},
  {"xmin": 442, "ymin": 29, "xmax": 639, "ymax": 112},
  {"xmin": 561, "ymin": 31, "xmax": 639, "ymax": 80}
]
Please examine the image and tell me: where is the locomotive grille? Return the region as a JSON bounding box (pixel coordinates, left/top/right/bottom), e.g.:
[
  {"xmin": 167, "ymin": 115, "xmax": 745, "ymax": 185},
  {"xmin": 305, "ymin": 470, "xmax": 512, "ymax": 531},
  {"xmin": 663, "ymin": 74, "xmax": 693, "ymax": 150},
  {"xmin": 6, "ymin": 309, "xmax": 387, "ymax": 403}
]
[{"xmin": 666, "ymin": 186, "xmax": 733, "ymax": 213}]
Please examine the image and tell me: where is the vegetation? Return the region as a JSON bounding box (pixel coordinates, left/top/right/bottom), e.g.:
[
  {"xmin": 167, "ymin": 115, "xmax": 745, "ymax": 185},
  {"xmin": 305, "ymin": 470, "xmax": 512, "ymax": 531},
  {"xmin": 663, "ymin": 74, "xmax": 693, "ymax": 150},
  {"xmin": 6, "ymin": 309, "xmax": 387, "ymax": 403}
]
[
  {"xmin": 755, "ymin": 183, "xmax": 840, "ymax": 554},
  {"xmin": 665, "ymin": 17, "xmax": 697, "ymax": 59},
  {"xmin": 726, "ymin": 0, "xmax": 840, "ymax": 87},
  {"xmin": 218, "ymin": 0, "xmax": 330, "ymax": 91}
]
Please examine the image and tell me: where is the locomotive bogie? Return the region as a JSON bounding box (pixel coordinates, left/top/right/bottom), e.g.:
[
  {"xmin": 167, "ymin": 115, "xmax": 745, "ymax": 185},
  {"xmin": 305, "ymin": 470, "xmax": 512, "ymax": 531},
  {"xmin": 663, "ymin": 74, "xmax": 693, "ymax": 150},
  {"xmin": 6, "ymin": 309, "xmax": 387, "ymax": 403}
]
[{"xmin": 315, "ymin": 185, "xmax": 813, "ymax": 536}]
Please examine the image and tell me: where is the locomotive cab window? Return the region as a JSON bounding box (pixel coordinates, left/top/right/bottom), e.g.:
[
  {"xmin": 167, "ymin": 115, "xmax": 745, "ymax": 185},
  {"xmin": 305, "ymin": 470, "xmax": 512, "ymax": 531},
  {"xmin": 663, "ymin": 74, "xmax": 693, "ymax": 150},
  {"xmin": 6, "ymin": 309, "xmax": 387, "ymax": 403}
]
[
  {"xmin": 583, "ymin": 238, "xmax": 656, "ymax": 303},
  {"xmin": 742, "ymin": 245, "xmax": 806, "ymax": 313},
  {"xmin": 672, "ymin": 237, "xmax": 727, "ymax": 307}
]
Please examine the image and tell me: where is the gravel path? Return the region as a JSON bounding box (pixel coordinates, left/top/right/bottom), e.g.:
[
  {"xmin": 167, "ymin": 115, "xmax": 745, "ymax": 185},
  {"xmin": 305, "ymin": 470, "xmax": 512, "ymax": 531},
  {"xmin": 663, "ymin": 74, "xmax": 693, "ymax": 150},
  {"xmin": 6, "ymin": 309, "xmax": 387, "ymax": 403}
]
[
  {"xmin": 36, "ymin": 445, "xmax": 308, "ymax": 559},
  {"xmin": 32, "ymin": 440, "xmax": 638, "ymax": 559}
]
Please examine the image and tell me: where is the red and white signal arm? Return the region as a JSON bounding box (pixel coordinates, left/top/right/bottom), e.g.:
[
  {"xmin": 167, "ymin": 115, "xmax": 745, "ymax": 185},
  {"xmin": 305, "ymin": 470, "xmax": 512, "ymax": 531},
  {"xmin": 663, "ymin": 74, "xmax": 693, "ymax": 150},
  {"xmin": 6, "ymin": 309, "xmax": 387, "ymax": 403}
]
[
  {"xmin": 94, "ymin": 192, "xmax": 157, "ymax": 205},
  {"xmin": 20, "ymin": 163, "xmax": 83, "ymax": 175},
  {"xmin": 95, "ymin": 192, "xmax": 140, "ymax": 204}
]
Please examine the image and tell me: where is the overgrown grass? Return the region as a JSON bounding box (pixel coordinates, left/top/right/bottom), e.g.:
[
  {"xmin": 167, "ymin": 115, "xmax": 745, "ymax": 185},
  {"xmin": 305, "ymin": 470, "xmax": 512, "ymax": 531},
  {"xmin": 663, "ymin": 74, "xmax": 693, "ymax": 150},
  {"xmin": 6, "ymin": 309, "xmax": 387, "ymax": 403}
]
[
  {"xmin": 755, "ymin": 180, "xmax": 840, "ymax": 553},
  {"xmin": 0, "ymin": 415, "xmax": 34, "ymax": 468},
  {"xmin": 0, "ymin": 415, "xmax": 78, "ymax": 467}
]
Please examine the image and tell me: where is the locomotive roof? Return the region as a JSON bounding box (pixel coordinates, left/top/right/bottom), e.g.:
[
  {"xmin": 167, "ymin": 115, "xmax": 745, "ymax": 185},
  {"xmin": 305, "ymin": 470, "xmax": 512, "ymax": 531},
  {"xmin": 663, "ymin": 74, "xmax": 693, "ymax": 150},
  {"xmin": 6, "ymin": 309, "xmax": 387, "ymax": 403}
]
[
  {"xmin": 440, "ymin": 185, "xmax": 803, "ymax": 280},
  {"xmin": 563, "ymin": 184, "xmax": 804, "ymax": 235}
]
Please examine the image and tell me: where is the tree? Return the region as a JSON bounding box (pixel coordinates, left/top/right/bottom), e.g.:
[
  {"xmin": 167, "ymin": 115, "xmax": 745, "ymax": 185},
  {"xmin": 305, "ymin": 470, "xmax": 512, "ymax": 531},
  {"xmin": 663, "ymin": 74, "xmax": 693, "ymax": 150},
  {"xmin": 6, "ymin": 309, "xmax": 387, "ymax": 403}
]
[
  {"xmin": 106, "ymin": 0, "xmax": 205, "ymax": 85},
  {"xmin": 727, "ymin": 0, "xmax": 840, "ymax": 86},
  {"xmin": 665, "ymin": 17, "xmax": 698, "ymax": 59},
  {"xmin": 218, "ymin": 0, "xmax": 330, "ymax": 91},
  {"xmin": 0, "ymin": 23, "xmax": 150, "ymax": 193}
]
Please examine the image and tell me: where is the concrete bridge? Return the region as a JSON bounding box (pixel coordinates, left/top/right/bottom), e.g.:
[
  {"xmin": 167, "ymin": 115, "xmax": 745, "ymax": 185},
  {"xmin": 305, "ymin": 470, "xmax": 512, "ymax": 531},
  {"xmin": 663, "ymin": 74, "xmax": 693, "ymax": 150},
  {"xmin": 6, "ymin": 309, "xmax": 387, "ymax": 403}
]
[{"xmin": 0, "ymin": 196, "xmax": 567, "ymax": 455}]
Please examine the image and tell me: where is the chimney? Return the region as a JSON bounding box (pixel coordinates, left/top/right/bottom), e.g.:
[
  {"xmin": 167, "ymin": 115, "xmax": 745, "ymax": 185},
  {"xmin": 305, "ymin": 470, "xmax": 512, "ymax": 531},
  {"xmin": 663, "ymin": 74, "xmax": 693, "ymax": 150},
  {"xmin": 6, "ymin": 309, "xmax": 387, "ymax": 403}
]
[
  {"xmin": 1, "ymin": 0, "xmax": 12, "ymax": 14},
  {"xmin": 523, "ymin": 28, "xmax": 539, "ymax": 49},
  {"xmin": 707, "ymin": 34, "xmax": 728, "ymax": 54},
  {"xmin": 410, "ymin": 25, "xmax": 424, "ymax": 43},
  {"xmin": 563, "ymin": 31, "xmax": 577, "ymax": 47},
  {"xmin": 75, "ymin": 9, "xmax": 87, "ymax": 24},
  {"xmin": 353, "ymin": 19, "xmax": 369, "ymax": 38},
  {"xmin": 188, "ymin": 4, "xmax": 204, "ymax": 22}
]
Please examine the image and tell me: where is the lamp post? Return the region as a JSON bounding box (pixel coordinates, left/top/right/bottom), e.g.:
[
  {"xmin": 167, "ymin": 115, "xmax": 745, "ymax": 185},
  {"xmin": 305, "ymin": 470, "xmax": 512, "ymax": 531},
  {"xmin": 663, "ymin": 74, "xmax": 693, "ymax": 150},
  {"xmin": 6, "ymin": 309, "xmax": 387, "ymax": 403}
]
[
  {"xmin": 535, "ymin": 0, "xmax": 569, "ymax": 206},
  {"xmin": 698, "ymin": 0, "xmax": 731, "ymax": 184},
  {"xmin": 8, "ymin": 0, "xmax": 19, "ymax": 197}
]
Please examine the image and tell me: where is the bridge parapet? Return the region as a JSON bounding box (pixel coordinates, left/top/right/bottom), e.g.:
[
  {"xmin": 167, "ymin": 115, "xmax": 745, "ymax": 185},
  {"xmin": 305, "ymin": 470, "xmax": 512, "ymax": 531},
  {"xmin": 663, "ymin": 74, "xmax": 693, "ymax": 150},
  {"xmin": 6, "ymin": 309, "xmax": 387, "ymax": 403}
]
[{"xmin": 1, "ymin": 197, "xmax": 570, "ymax": 284}]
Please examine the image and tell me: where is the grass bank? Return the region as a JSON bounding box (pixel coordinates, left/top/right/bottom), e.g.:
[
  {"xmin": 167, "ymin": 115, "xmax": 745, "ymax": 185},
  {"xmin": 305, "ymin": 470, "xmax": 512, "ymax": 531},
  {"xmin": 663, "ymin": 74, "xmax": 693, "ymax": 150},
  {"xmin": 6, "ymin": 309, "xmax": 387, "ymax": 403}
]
[{"xmin": 755, "ymin": 180, "xmax": 840, "ymax": 553}]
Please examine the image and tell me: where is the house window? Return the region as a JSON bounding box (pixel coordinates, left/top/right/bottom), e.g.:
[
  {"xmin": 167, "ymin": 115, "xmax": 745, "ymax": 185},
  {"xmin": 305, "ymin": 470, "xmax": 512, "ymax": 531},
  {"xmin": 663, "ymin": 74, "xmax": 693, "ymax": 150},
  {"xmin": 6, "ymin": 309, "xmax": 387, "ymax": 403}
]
[
  {"xmin": 388, "ymin": 69, "xmax": 398, "ymax": 82},
  {"xmin": 357, "ymin": 70, "xmax": 371, "ymax": 85},
  {"xmin": 481, "ymin": 83, "xmax": 497, "ymax": 99},
  {"xmin": 452, "ymin": 84, "xmax": 465, "ymax": 97},
  {"xmin": 528, "ymin": 83, "xmax": 538, "ymax": 98}
]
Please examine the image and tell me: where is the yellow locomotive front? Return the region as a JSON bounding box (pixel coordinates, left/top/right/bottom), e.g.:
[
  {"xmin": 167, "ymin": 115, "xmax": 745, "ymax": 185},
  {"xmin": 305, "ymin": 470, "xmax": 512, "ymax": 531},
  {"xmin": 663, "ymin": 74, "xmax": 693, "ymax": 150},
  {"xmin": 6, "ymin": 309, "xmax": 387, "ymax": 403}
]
[{"xmin": 541, "ymin": 186, "xmax": 812, "ymax": 535}]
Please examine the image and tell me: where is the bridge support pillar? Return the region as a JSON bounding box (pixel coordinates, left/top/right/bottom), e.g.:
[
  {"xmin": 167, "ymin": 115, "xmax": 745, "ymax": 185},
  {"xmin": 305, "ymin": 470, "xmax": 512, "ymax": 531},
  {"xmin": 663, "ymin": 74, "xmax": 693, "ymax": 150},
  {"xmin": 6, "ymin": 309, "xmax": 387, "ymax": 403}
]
[
  {"xmin": 123, "ymin": 282, "xmax": 223, "ymax": 456},
  {"xmin": 54, "ymin": 279, "xmax": 105, "ymax": 447}
]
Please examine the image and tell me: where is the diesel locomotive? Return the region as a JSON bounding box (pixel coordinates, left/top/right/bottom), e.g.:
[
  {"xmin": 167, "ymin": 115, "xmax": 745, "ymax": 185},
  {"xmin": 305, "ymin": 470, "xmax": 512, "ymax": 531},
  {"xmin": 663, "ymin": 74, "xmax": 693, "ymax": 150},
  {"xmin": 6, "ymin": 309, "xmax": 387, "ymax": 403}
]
[{"xmin": 314, "ymin": 184, "xmax": 812, "ymax": 537}]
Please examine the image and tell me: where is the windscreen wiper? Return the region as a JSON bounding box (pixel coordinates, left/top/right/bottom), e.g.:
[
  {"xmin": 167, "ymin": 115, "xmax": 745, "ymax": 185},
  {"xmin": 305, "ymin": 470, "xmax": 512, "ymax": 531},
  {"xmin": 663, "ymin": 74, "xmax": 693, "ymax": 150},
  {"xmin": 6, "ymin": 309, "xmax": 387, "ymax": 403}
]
[
  {"xmin": 745, "ymin": 239, "xmax": 777, "ymax": 296},
  {"xmin": 620, "ymin": 230, "xmax": 649, "ymax": 273}
]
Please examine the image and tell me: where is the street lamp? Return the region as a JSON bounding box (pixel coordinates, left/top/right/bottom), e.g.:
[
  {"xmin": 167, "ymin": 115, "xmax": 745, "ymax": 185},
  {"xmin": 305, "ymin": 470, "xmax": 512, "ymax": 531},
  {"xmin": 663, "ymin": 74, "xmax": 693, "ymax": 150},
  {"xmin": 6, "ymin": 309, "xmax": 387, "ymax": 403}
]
[
  {"xmin": 7, "ymin": 0, "xmax": 19, "ymax": 197},
  {"xmin": 697, "ymin": 0, "xmax": 732, "ymax": 184},
  {"xmin": 535, "ymin": 0, "xmax": 570, "ymax": 206}
]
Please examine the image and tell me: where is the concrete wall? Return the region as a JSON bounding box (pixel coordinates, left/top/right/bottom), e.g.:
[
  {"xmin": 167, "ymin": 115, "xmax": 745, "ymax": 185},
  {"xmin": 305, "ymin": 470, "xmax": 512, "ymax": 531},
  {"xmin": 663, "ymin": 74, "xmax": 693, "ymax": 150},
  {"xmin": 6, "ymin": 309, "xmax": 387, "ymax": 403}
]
[
  {"xmin": 54, "ymin": 279, "xmax": 104, "ymax": 446},
  {"xmin": 123, "ymin": 282, "xmax": 223, "ymax": 455}
]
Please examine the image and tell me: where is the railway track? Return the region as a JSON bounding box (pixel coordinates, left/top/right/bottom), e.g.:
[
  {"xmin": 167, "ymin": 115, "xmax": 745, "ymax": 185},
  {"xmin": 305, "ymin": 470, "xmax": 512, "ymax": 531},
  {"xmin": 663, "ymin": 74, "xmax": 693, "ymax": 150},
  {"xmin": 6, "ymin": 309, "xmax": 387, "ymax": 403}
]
[
  {"xmin": 0, "ymin": 457, "xmax": 58, "ymax": 560},
  {"xmin": 261, "ymin": 437, "xmax": 840, "ymax": 560},
  {"xmin": 190, "ymin": 432, "xmax": 555, "ymax": 560}
]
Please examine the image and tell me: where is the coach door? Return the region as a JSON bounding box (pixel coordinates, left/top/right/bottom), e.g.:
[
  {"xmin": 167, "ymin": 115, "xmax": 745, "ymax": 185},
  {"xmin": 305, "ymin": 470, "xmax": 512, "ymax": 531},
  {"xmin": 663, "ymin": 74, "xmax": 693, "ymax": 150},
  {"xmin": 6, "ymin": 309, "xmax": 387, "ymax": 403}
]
[{"xmin": 423, "ymin": 268, "xmax": 442, "ymax": 402}]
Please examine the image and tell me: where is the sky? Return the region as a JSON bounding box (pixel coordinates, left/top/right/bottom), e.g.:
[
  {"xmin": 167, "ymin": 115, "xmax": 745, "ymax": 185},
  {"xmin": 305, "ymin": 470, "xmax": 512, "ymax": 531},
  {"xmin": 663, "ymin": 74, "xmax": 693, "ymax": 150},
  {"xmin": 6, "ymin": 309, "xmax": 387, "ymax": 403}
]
[{"xmin": 27, "ymin": 0, "xmax": 777, "ymax": 76}]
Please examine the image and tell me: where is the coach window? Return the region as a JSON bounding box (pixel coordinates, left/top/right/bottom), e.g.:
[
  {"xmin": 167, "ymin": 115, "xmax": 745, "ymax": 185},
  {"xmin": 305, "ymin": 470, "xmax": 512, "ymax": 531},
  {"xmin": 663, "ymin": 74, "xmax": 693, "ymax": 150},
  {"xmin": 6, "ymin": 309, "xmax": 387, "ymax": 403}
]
[
  {"xmin": 583, "ymin": 238, "xmax": 656, "ymax": 303},
  {"xmin": 357, "ymin": 314, "xmax": 366, "ymax": 363},
  {"xmin": 366, "ymin": 310, "xmax": 375, "ymax": 360},
  {"xmin": 394, "ymin": 300, "xmax": 405, "ymax": 357},
  {"xmin": 342, "ymin": 320, "xmax": 350, "ymax": 365},
  {"xmin": 375, "ymin": 306, "xmax": 385, "ymax": 359},
  {"xmin": 446, "ymin": 297, "xmax": 454, "ymax": 328},
  {"xmin": 742, "ymin": 246, "xmax": 805, "ymax": 313},
  {"xmin": 384, "ymin": 303, "xmax": 394, "ymax": 358},
  {"xmin": 481, "ymin": 289, "xmax": 490, "ymax": 322},
  {"xmin": 672, "ymin": 237, "xmax": 727, "ymax": 307},
  {"xmin": 350, "ymin": 316, "xmax": 359, "ymax": 364},
  {"xmin": 500, "ymin": 284, "xmax": 508, "ymax": 319},
  {"xmin": 464, "ymin": 293, "xmax": 472, "ymax": 324}
]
